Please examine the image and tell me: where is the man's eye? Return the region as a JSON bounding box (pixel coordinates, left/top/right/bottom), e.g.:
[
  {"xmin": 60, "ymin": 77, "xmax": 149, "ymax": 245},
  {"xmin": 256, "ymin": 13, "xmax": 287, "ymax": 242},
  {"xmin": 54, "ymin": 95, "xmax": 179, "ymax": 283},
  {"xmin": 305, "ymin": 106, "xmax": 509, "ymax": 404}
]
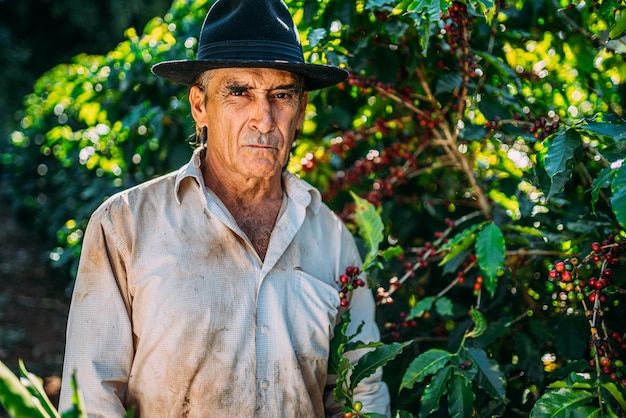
[
  {"xmin": 229, "ymin": 87, "xmax": 248, "ymax": 96},
  {"xmin": 274, "ymin": 91, "xmax": 297, "ymax": 100}
]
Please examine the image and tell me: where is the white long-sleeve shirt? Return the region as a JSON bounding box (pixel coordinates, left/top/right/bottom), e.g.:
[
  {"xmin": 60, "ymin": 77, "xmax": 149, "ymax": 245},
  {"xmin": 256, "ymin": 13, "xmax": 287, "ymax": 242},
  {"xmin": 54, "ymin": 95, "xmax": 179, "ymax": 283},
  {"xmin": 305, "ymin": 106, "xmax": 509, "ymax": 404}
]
[{"xmin": 59, "ymin": 147, "xmax": 390, "ymax": 417}]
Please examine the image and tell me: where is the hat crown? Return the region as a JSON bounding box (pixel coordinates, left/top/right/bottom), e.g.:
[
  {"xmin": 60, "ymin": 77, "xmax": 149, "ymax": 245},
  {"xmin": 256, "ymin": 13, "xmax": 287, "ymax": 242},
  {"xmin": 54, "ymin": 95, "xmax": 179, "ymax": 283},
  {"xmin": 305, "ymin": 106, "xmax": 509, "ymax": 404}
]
[
  {"xmin": 202, "ymin": 0, "xmax": 300, "ymax": 45},
  {"xmin": 151, "ymin": 0, "xmax": 349, "ymax": 90},
  {"xmin": 197, "ymin": 0, "xmax": 304, "ymax": 63}
]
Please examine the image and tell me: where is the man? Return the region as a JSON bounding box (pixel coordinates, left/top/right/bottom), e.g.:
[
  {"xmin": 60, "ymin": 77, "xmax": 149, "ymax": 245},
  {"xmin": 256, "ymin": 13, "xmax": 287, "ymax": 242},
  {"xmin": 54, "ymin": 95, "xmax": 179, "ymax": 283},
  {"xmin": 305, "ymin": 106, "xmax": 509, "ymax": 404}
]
[{"xmin": 59, "ymin": 0, "xmax": 390, "ymax": 416}]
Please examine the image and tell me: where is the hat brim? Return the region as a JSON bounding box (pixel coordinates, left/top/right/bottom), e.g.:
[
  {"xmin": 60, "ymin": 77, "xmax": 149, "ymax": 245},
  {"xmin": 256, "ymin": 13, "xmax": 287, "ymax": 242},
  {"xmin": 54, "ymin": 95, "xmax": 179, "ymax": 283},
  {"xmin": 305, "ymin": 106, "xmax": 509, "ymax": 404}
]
[{"xmin": 152, "ymin": 59, "xmax": 349, "ymax": 91}]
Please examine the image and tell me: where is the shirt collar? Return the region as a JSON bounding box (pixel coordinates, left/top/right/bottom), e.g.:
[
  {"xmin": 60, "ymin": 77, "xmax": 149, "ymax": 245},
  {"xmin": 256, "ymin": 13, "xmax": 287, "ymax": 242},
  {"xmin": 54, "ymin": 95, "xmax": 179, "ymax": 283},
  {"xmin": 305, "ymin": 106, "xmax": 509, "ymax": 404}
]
[{"xmin": 174, "ymin": 147, "xmax": 322, "ymax": 214}]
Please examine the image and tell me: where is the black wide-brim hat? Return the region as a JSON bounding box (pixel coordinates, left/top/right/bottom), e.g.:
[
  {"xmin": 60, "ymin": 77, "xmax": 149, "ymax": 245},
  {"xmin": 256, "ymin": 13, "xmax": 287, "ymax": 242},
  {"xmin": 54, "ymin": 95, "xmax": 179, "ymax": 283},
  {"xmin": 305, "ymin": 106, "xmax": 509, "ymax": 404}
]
[{"xmin": 152, "ymin": 0, "xmax": 348, "ymax": 91}]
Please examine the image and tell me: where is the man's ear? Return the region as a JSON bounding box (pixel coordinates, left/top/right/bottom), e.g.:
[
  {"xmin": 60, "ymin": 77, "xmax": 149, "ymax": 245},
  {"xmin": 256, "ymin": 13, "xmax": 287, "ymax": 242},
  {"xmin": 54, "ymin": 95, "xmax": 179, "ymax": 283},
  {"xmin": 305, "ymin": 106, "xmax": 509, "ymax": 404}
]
[{"xmin": 189, "ymin": 85, "xmax": 207, "ymax": 124}]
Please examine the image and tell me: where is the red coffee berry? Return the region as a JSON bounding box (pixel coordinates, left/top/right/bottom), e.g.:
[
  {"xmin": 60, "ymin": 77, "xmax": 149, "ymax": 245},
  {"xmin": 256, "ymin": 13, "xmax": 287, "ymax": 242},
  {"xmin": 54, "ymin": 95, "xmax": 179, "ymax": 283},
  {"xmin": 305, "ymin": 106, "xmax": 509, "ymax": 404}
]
[
  {"xmin": 554, "ymin": 260, "xmax": 565, "ymax": 272},
  {"xmin": 561, "ymin": 271, "xmax": 572, "ymax": 282}
]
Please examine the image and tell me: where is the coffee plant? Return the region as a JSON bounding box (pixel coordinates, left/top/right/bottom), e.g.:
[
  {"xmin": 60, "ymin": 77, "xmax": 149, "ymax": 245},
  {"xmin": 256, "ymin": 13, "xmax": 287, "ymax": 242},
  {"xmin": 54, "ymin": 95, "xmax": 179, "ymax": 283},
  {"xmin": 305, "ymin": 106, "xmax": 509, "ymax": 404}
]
[{"xmin": 1, "ymin": 0, "xmax": 626, "ymax": 416}]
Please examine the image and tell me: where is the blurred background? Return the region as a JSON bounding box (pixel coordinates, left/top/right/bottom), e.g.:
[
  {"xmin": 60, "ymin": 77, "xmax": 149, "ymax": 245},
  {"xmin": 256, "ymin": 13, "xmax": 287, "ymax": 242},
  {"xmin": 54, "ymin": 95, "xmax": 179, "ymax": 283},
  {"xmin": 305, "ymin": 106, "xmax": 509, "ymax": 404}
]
[
  {"xmin": 0, "ymin": 0, "xmax": 624, "ymax": 416},
  {"xmin": 0, "ymin": 0, "xmax": 170, "ymax": 410}
]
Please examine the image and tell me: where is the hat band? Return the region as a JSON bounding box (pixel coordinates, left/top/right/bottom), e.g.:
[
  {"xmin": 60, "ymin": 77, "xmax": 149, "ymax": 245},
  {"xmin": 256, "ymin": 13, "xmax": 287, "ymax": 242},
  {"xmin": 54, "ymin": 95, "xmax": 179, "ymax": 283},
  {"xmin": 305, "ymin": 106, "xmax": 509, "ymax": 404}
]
[{"xmin": 197, "ymin": 40, "xmax": 305, "ymax": 64}]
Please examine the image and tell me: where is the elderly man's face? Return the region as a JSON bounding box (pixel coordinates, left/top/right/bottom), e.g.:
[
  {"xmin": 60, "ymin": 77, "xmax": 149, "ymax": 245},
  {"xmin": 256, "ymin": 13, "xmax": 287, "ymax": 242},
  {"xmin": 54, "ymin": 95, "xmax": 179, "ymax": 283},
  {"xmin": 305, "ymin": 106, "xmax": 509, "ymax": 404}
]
[{"xmin": 190, "ymin": 68, "xmax": 307, "ymax": 182}]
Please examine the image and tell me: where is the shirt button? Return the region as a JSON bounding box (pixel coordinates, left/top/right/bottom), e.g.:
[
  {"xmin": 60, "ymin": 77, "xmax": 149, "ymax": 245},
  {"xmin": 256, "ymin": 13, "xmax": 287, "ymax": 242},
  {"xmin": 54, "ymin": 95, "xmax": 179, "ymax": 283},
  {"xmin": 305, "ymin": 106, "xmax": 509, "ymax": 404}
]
[
  {"xmin": 260, "ymin": 325, "xmax": 269, "ymax": 334},
  {"xmin": 261, "ymin": 380, "xmax": 269, "ymax": 390}
]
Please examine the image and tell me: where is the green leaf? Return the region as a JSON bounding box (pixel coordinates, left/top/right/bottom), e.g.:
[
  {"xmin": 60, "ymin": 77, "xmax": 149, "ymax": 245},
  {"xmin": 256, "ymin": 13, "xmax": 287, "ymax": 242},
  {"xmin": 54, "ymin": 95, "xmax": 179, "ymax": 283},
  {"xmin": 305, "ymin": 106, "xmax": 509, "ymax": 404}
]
[
  {"xmin": 0, "ymin": 360, "xmax": 50, "ymax": 418},
  {"xmin": 393, "ymin": 411, "xmax": 414, "ymax": 418},
  {"xmin": 333, "ymin": 357, "xmax": 353, "ymax": 403},
  {"xmin": 434, "ymin": 297, "xmax": 453, "ymax": 316},
  {"xmin": 400, "ymin": 349, "xmax": 453, "ymax": 391},
  {"xmin": 18, "ymin": 359, "xmax": 60, "ymax": 418},
  {"xmin": 435, "ymin": 73, "xmax": 463, "ymax": 95},
  {"xmin": 407, "ymin": 296, "xmax": 434, "ymax": 320},
  {"xmin": 60, "ymin": 372, "xmax": 86, "ymax": 418},
  {"xmin": 328, "ymin": 311, "xmax": 352, "ymax": 375},
  {"xmin": 465, "ymin": 347, "xmax": 506, "ymax": 401},
  {"xmin": 611, "ymin": 165, "xmax": 626, "ymax": 229},
  {"xmin": 380, "ymin": 245, "xmax": 403, "ymax": 261},
  {"xmin": 609, "ymin": 11, "xmax": 626, "ymax": 40},
  {"xmin": 476, "ymin": 222, "xmax": 505, "ymax": 296},
  {"xmin": 602, "ymin": 381, "xmax": 626, "ymax": 411},
  {"xmin": 440, "ymin": 222, "xmax": 485, "ymax": 252},
  {"xmin": 529, "ymin": 388, "xmax": 594, "ymax": 417},
  {"xmin": 438, "ymin": 233, "xmax": 476, "ymax": 266},
  {"xmin": 351, "ymin": 341, "xmax": 412, "ymax": 390},
  {"xmin": 591, "ymin": 166, "xmax": 614, "ymax": 214},
  {"xmin": 350, "ymin": 191, "xmax": 384, "ymax": 271},
  {"xmin": 307, "ymin": 28, "xmax": 327, "ymax": 48},
  {"xmin": 447, "ymin": 373, "xmax": 475, "ymax": 418},
  {"xmin": 344, "ymin": 340, "xmax": 383, "ymax": 354},
  {"xmin": 418, "ymin": 367, "xmax": 452, "ymax": 418},
  {"xmin": 547, "ymin": 381, "xmax": 592, "ymax": 390},
  {"xmin": 543, "ymin": 129, "xmax": 581, "ymax": 198},
  {"xmin": 438, "ymin": 222, "xmax": 486, "ymax": 267},
  {"xmin": 465, "ymin": 307, "xmax": 487, "ymax": 339},
  {"xmin": 545, "ymin": 129, "xmax": 580, "ymax": 178}
]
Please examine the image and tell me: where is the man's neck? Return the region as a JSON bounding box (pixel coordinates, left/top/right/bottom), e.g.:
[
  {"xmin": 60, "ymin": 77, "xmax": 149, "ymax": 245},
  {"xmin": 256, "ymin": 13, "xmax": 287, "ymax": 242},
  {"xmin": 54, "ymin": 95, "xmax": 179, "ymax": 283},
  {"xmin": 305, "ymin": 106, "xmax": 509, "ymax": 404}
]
[{"xmin": 201, "ymin": 157, "xmax": 284, "ymax": 261}]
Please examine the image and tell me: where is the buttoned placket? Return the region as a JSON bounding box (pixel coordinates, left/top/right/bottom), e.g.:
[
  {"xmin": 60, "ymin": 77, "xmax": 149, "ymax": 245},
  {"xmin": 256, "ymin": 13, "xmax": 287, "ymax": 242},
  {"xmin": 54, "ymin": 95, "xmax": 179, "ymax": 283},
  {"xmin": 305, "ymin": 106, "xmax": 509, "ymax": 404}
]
[
  {"xmin": 200, "ymin": 176, "xmax": 309, "ymax": 416},
  {"xmin": 254, "ymin": 192, "xmax": 307, "ymax": 416}
]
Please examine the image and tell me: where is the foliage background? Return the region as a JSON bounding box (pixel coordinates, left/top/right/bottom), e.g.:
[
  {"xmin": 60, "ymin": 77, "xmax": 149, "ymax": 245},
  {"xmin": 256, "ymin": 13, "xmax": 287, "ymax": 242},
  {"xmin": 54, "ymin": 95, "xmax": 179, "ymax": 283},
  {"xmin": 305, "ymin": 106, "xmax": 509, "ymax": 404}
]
[{"xmin": 1, "ymin": 0, "xmax": 626, "ymax": 416}]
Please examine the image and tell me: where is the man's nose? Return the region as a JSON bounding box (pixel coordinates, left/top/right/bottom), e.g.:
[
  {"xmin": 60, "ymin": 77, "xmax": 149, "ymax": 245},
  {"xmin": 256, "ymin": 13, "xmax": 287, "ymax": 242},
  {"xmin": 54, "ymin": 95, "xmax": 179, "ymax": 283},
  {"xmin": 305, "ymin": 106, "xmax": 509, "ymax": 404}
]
[{"xmin": 249, "ymin": 97, "xmax": 275, "ymax": 133}]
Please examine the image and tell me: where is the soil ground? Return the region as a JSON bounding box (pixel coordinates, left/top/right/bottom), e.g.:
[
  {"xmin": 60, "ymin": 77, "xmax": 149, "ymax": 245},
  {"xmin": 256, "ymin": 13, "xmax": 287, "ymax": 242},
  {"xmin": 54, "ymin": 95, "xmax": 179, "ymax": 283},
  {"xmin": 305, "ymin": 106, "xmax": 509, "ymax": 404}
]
[{"xmin": 0, "ymin": 200, "xmax": 69, "ymax": 416}]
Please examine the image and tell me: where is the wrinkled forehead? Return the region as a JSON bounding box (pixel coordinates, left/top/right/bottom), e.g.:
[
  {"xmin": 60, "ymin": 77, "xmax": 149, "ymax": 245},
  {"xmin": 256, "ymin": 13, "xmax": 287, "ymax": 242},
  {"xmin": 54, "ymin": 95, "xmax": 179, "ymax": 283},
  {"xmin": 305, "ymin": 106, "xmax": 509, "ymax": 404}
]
[{"xmin": 195, "ymin": 67, "xmax": 305, "ymax": 90}]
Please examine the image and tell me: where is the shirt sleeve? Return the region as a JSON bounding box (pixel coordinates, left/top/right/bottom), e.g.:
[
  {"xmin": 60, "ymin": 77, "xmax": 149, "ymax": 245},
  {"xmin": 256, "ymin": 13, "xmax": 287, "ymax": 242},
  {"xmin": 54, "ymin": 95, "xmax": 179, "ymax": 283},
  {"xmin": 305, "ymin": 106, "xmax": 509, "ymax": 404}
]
[
  {"xmin": 324, "ymin": 228, "xmax": 391, "ymax": 418},
  {"xmin": 58, "ymin": 207, "xmax": 134, "ymax": 417}
]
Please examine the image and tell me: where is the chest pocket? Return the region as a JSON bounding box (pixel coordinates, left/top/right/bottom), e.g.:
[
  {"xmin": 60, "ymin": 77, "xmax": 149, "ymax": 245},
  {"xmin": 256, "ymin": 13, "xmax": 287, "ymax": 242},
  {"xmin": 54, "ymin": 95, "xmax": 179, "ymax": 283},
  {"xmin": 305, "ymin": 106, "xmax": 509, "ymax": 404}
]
[
  {"xmin": 289, "ymin": 269, "xmax": 341, "ymax": 359},
  {"xmin": 258, "ymin": 269, "xmax": 340, "ymax": 361}
]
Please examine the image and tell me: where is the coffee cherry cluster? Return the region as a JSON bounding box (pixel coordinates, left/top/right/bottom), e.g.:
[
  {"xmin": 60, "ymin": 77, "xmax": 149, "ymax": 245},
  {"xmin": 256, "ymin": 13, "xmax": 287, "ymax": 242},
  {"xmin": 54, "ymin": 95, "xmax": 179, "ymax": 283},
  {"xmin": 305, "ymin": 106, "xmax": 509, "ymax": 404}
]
[
  {"xmin": 588, "ymin": 331, "xmax": 626, "ymax": 385},
  {"xmin": 347, "ymin": 74, "xmax": 394, "ymax": 95},
  {"xmin": 547, "ymin": 257, "xmax": 585, "ymax": 303},
  {"xmin": 528, "ymin": 117, "xmax": 560, "ymax": 140},
  {"xmin": 547, "ymin": 232, "xmax": 626, "ymax": 385},
  {"xmin": 384, "ymin": 310, "xmax": 419, "ymax": 341},
  {"xmin": 339, "ymin": 265, "xmax": 366, "ymax": 307},
  {"xmin": 441, "ymin": 1, "xmax": 478, "ymax": 78}
]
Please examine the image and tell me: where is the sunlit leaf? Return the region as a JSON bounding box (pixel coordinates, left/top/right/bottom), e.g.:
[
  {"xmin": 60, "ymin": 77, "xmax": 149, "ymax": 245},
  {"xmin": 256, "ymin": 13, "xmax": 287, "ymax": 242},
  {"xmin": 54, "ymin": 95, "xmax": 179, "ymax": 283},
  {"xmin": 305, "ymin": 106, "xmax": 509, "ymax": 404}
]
[
  {"xmin": 0, "ymin": 360, "xmax": 50, "ymax": 418},
  {"xmin": 476, "ymin": 222, "xmax": 504, "ymax": 296},
  {"xmin": 350, "ymin": 191, "xmax": 384, "ymax": 271},
  {"xmin": 581, "ymin": 122, "xmax": 626, "ymax": 142},
  {"xmin": 609, "ymin": 10, "xmax": 626, "ymax": 39},
  {"xmin": 18, "ymin": 359, "xmax": 59, "ymax": 418},
  {"xmin": 465, "ymin": 307, "xmax": 487, "ymax": 339},
  {"xmin": 529, "ymin": 388, "xmax": 594, "ymax": 417},
  {"xmin": 602, "ymin": 382, "xmax": 626, "ymax": 411},
  {"xmin": 307, "ymin": 28, "xmax": 326, "ymax": 48}
]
